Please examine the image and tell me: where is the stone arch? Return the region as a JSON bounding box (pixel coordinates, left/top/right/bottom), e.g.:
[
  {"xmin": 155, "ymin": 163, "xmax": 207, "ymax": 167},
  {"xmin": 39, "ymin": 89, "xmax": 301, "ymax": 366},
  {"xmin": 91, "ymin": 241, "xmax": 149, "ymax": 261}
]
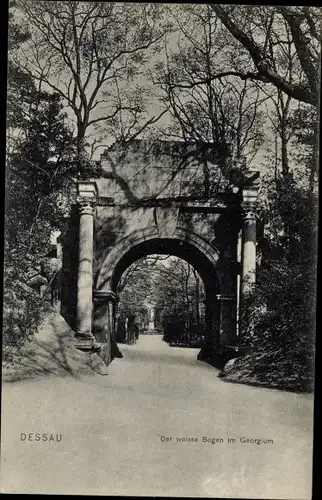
[
  {"xmin": 95, "ymin": 226, "xmax": 223, "ymax": 294},
  {"xmin": 93, "ymin": 226, "xmax": 227, "ymax": 361},
  {"xmin": 65, "ymin": 143, "xmax": 260, "ymax": 366}
]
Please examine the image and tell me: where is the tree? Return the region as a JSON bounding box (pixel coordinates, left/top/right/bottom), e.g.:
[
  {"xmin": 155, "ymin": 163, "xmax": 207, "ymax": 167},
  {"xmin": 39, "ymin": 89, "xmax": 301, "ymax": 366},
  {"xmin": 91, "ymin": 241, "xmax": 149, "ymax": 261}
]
[
  {"xmin": 152, "ymin": 5, "xmax": 265, "ymax": 169},
  {"xmin": 4, "ymin": 83, "xmax": 79, "ymax": 347},
  {"xmin": 210, "ymin": 5, "xmax": 320, "ymax": 107},
  {"xmin": 6, "ymin": 0, "xmax": 34, "ymax": 154},
  {"xmin": 116, "ymin": 256, "xmax": 206, "ymax": 344},
  {"xmin": 7, "ymin": 93, "xmax": 78, "ymax": 250},
  {"xmin": 288, "ymin": 102, "xmax": 319, "ymax": 191},
  {"xmin": 16, "ymin": 0, "xmax": 171, "ymax": 167},
  {"xmin": 239, "ymin": 154, "xmax": 317, "ymax": 392},
  {"xmin": 153, "ymin": 258, "xmax": 206, "ymax": 343}
]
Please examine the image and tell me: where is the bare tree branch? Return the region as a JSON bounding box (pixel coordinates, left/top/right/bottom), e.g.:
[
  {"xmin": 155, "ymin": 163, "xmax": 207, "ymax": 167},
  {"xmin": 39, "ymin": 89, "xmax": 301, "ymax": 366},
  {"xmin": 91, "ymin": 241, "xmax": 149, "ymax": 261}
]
[{"xmin": 210, "ymin": 5, "xmax": 319, "ymax": 106}]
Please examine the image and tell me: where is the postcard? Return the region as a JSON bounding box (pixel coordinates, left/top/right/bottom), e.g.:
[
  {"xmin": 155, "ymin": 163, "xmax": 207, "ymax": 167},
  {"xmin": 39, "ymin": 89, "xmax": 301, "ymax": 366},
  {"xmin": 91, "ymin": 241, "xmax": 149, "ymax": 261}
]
[{"xmin": 2, "ymin": 2, "xmax": 318, "ymax": 497}]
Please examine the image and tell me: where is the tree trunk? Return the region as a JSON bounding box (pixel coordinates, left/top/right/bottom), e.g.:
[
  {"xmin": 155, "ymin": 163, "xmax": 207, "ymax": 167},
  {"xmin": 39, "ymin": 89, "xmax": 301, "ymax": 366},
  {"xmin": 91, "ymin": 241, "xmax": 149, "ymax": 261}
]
[
  {"xmin": 309, "ymin": 140, "xmax": 318, "ymax": 192},
  {"xmin": 76, "ymin": 125, "xmax": 89, "ymax": 177},
  {"xmin": 281, "ymin": 127, "xmax": 289, "ymax": 177}
]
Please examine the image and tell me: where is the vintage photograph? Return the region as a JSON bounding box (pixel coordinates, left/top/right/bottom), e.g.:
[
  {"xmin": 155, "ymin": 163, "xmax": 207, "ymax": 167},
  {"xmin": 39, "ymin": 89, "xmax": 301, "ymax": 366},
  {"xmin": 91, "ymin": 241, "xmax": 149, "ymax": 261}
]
[{"xmin": 2, "ymin": 1, "xmax": 319, "ymax": 497}]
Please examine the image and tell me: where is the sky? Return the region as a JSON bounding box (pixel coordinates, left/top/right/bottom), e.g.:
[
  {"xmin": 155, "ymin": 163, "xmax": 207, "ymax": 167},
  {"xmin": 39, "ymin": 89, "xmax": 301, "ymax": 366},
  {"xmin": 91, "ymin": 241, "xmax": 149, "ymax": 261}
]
[{"xmin": 10, "ymin": 1, "xmax": 309, "ymax": 182}]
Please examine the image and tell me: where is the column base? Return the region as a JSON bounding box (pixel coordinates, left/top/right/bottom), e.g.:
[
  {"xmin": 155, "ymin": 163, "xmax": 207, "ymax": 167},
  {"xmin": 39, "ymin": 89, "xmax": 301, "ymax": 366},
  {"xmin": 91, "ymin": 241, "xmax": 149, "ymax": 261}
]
[{"xmin": 73, "ymin": 334, "xmax": 101, "ymax": 353}]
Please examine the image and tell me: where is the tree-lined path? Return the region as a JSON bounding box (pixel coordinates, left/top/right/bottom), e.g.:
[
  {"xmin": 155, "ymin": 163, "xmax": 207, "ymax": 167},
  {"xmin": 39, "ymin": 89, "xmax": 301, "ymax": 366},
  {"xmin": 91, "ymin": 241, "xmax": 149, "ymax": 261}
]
[{"xmin": 1, "ymin": 336, "xmax": 313, "ymax": 498}]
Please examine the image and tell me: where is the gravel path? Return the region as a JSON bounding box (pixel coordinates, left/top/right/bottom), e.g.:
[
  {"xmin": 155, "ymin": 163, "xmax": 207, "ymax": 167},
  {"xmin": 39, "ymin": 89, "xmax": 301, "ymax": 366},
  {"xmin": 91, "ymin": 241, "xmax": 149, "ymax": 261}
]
[{"xmin": 1, "ymin": 335, "xmax": 314, "ymax": 498}]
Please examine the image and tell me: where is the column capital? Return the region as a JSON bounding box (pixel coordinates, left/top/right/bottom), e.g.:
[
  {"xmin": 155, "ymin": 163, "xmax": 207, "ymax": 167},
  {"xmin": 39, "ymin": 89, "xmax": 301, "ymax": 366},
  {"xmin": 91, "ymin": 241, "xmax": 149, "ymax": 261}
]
[
  {"xmin": 76, "ymin": 197, "xmax": 97, "ymax": 216},
  {"xmin": 76, "ymin": 180, "xmax": 98, "ymax": 215},
  {"xmin": 94, "ymin": 289, "xmax": 119, "ymax": 304},
  {"xmin": 241, "ymin": 202, "xmax": 256, "ymax": 221}
]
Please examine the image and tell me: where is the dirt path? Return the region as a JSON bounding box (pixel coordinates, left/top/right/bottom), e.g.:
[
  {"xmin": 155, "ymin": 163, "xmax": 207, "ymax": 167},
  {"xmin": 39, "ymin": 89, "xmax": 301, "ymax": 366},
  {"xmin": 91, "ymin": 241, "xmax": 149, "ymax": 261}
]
[{"xmin": 1, "ymin": 335, "xmax": 314, "ymax": 498}]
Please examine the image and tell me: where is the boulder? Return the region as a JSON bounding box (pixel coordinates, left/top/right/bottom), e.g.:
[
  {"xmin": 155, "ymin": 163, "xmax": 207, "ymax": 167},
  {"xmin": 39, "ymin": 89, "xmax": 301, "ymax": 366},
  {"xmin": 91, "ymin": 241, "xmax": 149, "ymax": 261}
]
[
  {"xmin": 41, "ymin": 257, "xmax": 62, "ymax": 281},
  {"xmin": 87, "ymin": 353, "xmax": 109, "ymax": 375},
  {"xmin": 222, "ymin": 357, "xmax": 238, "ymax": 374}
]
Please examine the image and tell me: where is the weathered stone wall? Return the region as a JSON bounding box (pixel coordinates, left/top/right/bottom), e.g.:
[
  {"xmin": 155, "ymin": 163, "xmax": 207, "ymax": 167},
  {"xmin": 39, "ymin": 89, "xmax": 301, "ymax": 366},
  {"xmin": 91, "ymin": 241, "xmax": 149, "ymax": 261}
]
[
  {"xmin": 98, "ymin": 140, "xmax": 230, "ymax": 203},
  {"xmin": 94, "ymin": 205, "xmax": 156, "ymax": 277}
]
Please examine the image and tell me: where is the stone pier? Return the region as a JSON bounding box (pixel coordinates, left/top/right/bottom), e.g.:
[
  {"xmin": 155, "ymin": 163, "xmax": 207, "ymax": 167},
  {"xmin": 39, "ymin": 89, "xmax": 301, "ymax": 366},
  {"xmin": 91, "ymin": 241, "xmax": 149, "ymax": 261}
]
[
  {"xmin": 239, "ymin": 183, "xmax": 259, "ymax": 340},
  {"xmin": 74, "ymin": 182, "xmax": 98, "ymax": 350}
]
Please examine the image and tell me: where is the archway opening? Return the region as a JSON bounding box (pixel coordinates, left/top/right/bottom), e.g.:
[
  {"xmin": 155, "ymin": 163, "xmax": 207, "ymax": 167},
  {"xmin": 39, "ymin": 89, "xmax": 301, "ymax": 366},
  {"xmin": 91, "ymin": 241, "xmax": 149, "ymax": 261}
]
[
  {"xmin": 115, "ymin": 254, "xmax": 209, "ymax": 348},
  {"xmin": 98, "ymin": 236, "xmax": 222, "ymax": 358},
  {"xmin": 107, "ymin": 237, "xmax": 221, "ymax": 292}
]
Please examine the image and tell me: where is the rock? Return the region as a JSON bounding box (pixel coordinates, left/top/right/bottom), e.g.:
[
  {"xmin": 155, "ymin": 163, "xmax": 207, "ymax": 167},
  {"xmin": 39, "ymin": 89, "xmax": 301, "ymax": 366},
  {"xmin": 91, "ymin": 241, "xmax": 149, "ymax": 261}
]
[
  {"xmin": 41, "ymin": 258, "xmax": 62, "ymax": 281},
  {"xmin": 26, "ymin": 274, "xmax": 48, "ymax": 288},
  {"xmin": 223, "ymin": 357, "xmax": 238, "ymax": 374},
  {"xmin": 86, "ymin": 353, "xmax": 109, "ymax": 375},
  {"xmin": 97, "ymin": 343, "xmax": 112, "ymax": 366}
]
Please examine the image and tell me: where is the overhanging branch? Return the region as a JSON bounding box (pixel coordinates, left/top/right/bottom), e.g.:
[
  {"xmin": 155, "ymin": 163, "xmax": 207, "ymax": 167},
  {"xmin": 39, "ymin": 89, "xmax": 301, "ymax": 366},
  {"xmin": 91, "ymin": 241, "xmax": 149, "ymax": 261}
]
[{"xmin": 210, "ymin": 5, "xmax": 318, "ymax": 106}]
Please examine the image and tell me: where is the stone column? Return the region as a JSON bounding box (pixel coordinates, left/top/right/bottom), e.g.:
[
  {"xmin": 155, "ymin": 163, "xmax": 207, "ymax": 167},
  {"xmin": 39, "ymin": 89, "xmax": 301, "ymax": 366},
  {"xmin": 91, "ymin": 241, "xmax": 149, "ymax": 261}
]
[
  {"xmin": 239, "ymin": 181, "xmax": 259, "ymax": 342},
  {"xmin": 240, "ymin": 204, "xmax": 257, "ymax": 298},
  {"xmin": 93, "ymin": 290, "xmax": 121, "ymax": 365},
  {"xmin": 75, "ymin": 181, "xmax": 98, "ymax": 349}
]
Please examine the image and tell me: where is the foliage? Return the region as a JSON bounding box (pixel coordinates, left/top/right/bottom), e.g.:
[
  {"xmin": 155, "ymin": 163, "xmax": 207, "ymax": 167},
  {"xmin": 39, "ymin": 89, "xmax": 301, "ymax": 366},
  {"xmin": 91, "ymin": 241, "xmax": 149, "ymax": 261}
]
[
  {"xmin": 4, "ymin": 5, "xmax": 80, "ymax": 347},
  {"xmin": 6, "ymin": 0, "xmax": 33, "ymax": 148},
  {"xmin": 3, "ymin": 265, "xmax": 49, "ymax": 350},
  {"xmin": 116, "ymin": 256, "xmax": 206, "ymax": 346},
  {"xmin": 4, "ymin": 89, "xmax": 79, "ymax": 346},
  {"xmin": 238, "ymin": 178, "xmax": 317, "ymax": 392},
  {"xmin": 155, "ymin": 258, "xmax": 206, "ymax": 344},
  {"xmin": 6, "ymin": 91, "xmax": 79, "ymax": 259},
  {"xmin": 288, "ymin": 103, "xmax": 319, "ymax": 189},
  {"xmin": 116, "ymin": 256, "xmax": 160, "ymax": 342}
]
